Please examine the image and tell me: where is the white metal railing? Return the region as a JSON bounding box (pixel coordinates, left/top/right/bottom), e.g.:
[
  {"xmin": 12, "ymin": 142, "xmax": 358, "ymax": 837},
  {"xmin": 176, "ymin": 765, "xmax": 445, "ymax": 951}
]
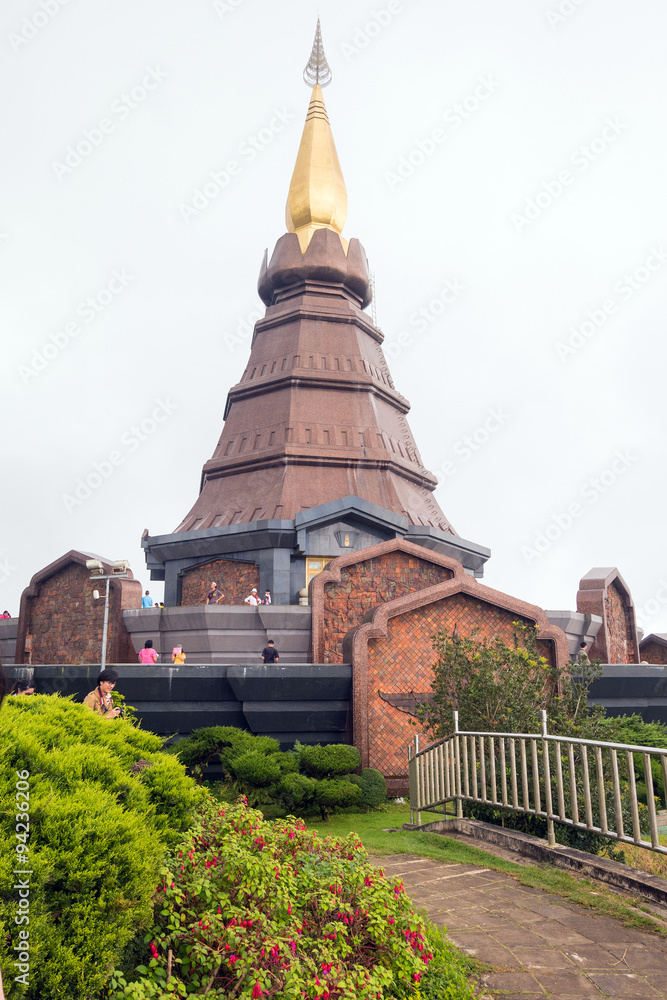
[{"xmin": 408, "ymin": 710, "xmax": 667, "ymax": 854}]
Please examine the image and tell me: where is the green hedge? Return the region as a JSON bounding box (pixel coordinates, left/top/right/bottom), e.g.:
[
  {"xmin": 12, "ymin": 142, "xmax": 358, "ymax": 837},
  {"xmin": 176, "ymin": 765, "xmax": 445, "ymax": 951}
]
[{"xmin": 0, "ymin": 695, "xmax": 205, "ymax": 1000}]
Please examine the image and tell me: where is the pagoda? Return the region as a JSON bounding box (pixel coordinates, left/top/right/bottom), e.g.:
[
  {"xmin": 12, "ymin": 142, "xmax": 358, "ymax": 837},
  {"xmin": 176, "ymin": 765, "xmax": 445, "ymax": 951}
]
[{"xmin": 143, "ymin": 22, "xmax": 490, "ymax": 605}]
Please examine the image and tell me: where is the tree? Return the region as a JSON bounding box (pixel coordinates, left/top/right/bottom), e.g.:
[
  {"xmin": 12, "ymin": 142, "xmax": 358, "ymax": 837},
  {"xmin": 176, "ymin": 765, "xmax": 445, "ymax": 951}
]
[{"xmin": 417, "ymin": 623, "xmax": 606, "ymax": 739}]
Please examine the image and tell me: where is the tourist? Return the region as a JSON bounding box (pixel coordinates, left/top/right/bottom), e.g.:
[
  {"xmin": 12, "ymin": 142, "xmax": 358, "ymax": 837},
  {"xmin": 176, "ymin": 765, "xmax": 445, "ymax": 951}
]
[
  {"xmin": 262, "ymin": 589, "xmax": 272, "ymax": 605},
  {"xmin": 138, "ymin": 639, "xmax": 158, "ymax": 665},
  {"xmin": 244, "ymin": 588, "xmax": 261, "ymax": 606},
  {"xmin": 206, "ymin": 582, "xmax": 224, "ymax": 604},
  {"xmin": 142, "ymin": 590, "xmax": 154, "ymax": 608},
  {"xmin": 10, "ymin": 679, "xmax": 35, "ymax": 696},
  {"xmin": 172, "ymin": 644, "xmax": 186, "ymax": 664},
  {"xmin": 1, "ymin": 610, "xmax": 11, "ymax": 619},
  {"xmin": 578, "ymin": 642, "xmax": 590, "ymax": 663},
  {"xmin": 262, "ymin": 639, "xmax": 279, "ymax": 663},
  {"xmin": 83, "ymin": 669, "xmax": 122, "ymax": 719}
]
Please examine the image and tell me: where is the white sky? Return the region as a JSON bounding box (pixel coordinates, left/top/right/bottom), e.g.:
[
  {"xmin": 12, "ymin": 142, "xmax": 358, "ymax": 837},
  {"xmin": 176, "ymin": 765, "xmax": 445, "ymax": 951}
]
[{"xmin": 2, "ymin": 0, "xmax": 666, "ymax": 636}]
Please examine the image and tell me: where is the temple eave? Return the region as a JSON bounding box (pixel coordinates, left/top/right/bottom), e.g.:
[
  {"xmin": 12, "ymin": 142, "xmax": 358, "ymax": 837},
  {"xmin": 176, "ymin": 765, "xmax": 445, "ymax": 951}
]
[
  {"xmin": 225, "ymin": 375, "xmax": 411, "ymax": 413},
  {"xmin": 201, "ymin": 451, "xmax": 439, "ymax": 488}
]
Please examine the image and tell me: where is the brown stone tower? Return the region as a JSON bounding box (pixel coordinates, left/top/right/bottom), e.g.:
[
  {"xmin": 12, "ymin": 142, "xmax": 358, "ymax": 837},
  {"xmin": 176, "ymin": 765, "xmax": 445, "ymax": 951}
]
[{"xmin": 143, "ymin": 22, "xmax": 489, "ymax": 604}]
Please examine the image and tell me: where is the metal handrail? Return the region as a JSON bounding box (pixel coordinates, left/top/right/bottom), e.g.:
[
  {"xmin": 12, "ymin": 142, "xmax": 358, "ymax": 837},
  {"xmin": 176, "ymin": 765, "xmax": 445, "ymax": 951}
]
[{"xmin": 408, "ymin": 710, "xmax": 667, "ymax": 855}]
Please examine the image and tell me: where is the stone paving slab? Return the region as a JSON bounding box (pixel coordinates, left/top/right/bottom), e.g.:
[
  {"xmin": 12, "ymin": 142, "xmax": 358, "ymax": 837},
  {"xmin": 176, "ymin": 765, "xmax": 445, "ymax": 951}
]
[{"xmin": 369, "ymin": 854, "xmax": 667, "ymax": 999}]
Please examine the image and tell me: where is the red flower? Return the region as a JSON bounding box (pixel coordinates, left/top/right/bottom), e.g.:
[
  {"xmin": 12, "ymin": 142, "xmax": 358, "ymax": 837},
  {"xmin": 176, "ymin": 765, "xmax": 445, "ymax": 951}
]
[
  {"xmin": 252, "ymin": 981, "xmax": 262, "ymax": 998},
  {"xmin": 149, "ymin": 942, "xmax": 158, "ymax": 960}
]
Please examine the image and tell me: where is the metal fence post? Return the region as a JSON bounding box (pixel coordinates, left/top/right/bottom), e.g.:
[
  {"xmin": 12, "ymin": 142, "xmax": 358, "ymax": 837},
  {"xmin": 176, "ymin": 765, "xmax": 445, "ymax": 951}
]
[
  {"xmin": 414, "ymin": 734, "xmax": 421, "ymax": 826},
  {"xmin": 454, "ymin": 710, "xmax": 463, "ymax": 818},
  {"xmin": 541, "ymin": 709, "xmax": 556, "ymax": 847}
]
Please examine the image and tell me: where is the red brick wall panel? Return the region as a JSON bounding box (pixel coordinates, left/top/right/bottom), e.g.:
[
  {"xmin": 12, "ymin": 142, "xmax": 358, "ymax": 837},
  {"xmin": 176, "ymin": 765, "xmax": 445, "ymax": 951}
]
[
  {"xmin": 180, "ymin": 559, "xmax": 259, "ymax": 606},
  {"xmin": 17, "ymin": 557, "xmax": 141, "ymax": 664},
  {"xmin": 366, "ymin": 595, "xmax": 537, "ymax": 779},
  {"xmin": 639, "ymin": 639, "xmax": 667, "ymax": 664},
  {"xmin": 316, "ymin": 546, "xmax": 455, "ymax": 662},
  {"xmin": 344, "ymin": 567, "xmax": 570, "ymax": 793},
  {"xmin": 577, "ymin": 569, "xmax": 639, "ymax": 664}
]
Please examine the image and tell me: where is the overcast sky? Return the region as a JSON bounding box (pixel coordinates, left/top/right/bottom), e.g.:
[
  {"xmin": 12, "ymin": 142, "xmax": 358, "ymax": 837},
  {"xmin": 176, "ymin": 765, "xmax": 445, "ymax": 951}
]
[{"xmin": 2, "ymin": 0, "xmax": 666, "ymax": 637}]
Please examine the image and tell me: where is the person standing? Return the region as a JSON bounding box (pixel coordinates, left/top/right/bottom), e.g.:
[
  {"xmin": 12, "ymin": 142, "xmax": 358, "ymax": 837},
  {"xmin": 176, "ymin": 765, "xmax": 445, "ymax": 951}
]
[
  {"xmin": 262, "ymin": 590, "xmax": 272, "ymax": 605},
  {"xmin": 206, "ymin": 582, "xmax": 224, "ymax": 604},
  {"xmin": 142, "ymin": 590, "xmax": 154, "ymax": 608},
  {"xmin": 138, "ymin": 640, "xmax": 158, "ymax": 665},
  {"xmin": 261, "ymin": 640, "xmax": 279, "ymax": 663},
  {"xmin": 244, "ymin": 588, "xmax": 261, "ymax": 606},
  {"xmin": 172, "ymin": 645, "xmax": 186, "ymax": 664},
  {"xmin": 83, "ymin": 669, "xmax": 122, "ymax": 718}
]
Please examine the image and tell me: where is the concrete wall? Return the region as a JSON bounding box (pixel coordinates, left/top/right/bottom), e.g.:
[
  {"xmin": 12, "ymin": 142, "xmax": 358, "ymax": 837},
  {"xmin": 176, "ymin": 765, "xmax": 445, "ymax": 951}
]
[
  {"xmin": 588, "ymin": 663, "xmax": 667, "ymax": 725},
  {"xmin": 122, "ymin": 605, "xmax": 312, "ymax": 665},
  {"xmin": 0, "ymin": 618, "xmax": 17, "ymax": 665},
  {"xmin": 6, "ymin": 662, "xmax": 351, "ymax": 748}
]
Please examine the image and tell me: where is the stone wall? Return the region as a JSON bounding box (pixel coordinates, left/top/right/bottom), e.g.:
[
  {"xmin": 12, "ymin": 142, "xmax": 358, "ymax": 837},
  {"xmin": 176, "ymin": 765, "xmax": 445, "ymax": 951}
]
[
  {"xmin": 180, "ymin": 558, "xmax": 259, "ymax": 606},
  {"xmin": 311, "ymin": 541, "xmax": 456, "ymax": 663},
  {"xmin": 577, "ymin": 568, "xmax": 639, "ymax": 664},
  {"xmin": 16, "ymin": 553, "xmax": 141, "ymax": 664},
  {"xmin": 639, "ymin": 635, "xmax": 667, "ymax": 664}
]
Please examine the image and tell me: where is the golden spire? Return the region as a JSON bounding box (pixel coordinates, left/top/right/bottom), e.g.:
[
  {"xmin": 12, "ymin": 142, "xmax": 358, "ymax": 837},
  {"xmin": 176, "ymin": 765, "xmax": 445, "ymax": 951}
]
[{"xmin": 285, "ymin": 21, "xmax": 348, "ymax": 254}]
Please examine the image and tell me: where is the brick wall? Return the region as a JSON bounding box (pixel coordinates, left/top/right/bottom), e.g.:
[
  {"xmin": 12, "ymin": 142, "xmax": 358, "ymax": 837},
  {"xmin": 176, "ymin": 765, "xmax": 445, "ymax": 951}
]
[
  {"xmin": 319, "ymin": 551, "xmax": 454, "ymax": 662},
  {"xmin": 639, "ymin": 638, "xmax": 667, "ymax": 664},
  {"xmin": 17, "ymin": 561, "xmax": 141, "ymax": 664},
  {"xmin": 365, "ymin": 594, "xmax": 538, "ymax": 782},
  {"xmin": 341, "ymin": 564, "xmax": 569, "ymax": 795},
  {"xmin": 577, "ymin": 568, "xmax": 639, "ymax": 664},
  {"xmin": 180, "ymin": 558, "xmax": 259, "ymax": 606}
]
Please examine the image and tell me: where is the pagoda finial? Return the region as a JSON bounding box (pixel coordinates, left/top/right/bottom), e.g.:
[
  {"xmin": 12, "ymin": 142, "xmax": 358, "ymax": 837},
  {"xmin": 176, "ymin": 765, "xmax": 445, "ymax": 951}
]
[
  {"xmin": 303, "ymin": 18, "xmax": 332, "ymax": 88},
  {"xmin": 286, "ymin": 20, "xmax": 347, "ymax": 254}
]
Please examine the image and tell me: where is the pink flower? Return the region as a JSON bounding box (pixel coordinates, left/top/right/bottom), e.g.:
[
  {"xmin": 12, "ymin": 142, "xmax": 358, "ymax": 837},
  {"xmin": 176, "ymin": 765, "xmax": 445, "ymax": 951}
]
[
  {"xmin": 150, "ymin": 942, "xmax": 158, "ymax": 960},
  {"xmin": 252, "ymin": 981, "xmax": 262, "ymax": 998}
]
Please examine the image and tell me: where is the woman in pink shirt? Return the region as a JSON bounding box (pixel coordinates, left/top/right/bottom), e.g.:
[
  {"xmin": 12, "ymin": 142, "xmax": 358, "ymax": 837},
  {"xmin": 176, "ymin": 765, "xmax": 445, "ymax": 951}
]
[{"xmin": 138, "ymin": 640, "xmax": 158, "ymax": 664}]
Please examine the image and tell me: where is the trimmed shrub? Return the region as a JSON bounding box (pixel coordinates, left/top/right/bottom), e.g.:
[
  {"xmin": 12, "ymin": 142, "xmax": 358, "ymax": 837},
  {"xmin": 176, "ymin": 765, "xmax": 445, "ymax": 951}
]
[
  {"xmin": 349, "ymin": 767, "xmax": 388, "ymax": 808},
  {"xmin": 168, "ymin": 727, "xmax": 280, "ymax": 781},
  {"xmin": 231, "ymin": 750, "xmax": 282, "ymax": 787},
  {"xmin": 298, "ymin": 743, "xmax": 361, "ymax": 778},
  {"xmin": 0, "ymin": 695, "xmax": 204, "ymax": 1000}
]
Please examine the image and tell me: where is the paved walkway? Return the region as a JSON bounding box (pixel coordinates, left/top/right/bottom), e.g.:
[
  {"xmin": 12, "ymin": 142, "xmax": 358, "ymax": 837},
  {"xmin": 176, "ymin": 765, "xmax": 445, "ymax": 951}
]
[{"xmin": 369, "ymin": 854, "xmax": 667, "ymax": 998}]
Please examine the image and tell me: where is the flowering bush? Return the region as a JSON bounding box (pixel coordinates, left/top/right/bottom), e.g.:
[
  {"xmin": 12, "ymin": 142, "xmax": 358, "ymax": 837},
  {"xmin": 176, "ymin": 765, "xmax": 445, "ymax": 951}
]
[{"xmin": 108, "ymin": 799, "xmax": 433, "ymax": 999}]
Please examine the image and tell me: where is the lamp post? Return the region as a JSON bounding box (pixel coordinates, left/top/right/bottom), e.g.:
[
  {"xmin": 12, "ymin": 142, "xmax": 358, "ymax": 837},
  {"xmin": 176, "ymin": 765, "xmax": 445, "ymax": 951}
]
[{"xmin": 87, "ymin": 560, "xmax": 130, "ymax": 669}]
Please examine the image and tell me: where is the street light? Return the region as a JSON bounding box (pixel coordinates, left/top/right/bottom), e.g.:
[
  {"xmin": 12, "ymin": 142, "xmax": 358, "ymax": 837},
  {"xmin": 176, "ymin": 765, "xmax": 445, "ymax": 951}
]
[{"xmin": 87, "ymin": 560, "xmax": 130, "ymax": 668}]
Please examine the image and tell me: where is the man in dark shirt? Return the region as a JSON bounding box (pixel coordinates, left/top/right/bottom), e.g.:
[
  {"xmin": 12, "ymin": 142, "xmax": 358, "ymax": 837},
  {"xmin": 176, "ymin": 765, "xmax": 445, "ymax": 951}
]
[{"xmin": 262, "ymin": 640, "xmax": 279, "ymax": 663}]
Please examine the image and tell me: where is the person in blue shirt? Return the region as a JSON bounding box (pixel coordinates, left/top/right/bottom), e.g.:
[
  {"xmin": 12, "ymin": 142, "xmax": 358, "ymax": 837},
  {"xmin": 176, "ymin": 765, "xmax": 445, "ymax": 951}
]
[{"xmin": 142, "ymin": 590, "xmax": 154, "ymax": 608}]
